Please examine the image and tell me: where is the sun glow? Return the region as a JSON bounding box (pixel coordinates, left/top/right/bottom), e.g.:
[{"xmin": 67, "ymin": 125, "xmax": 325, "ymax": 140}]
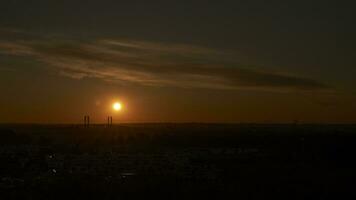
[{"xmin": 113, "ymin": 102, "xmax": 122, "ymax": 111}]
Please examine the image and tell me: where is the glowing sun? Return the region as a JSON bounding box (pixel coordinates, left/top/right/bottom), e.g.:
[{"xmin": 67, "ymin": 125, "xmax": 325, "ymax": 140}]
[{"xmin": 113, "ymin": 102, "xmax": 122, "ymax": 111}]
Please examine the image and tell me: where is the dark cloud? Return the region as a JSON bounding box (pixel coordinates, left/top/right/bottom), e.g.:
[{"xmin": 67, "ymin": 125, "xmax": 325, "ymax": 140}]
[
  {"xmin": 0, "ymin": 67, "xmax": 16, "ymax": 72},
  {"xmin": 0, "ymin": 32, "xmax": 329, "ymax": 91}
]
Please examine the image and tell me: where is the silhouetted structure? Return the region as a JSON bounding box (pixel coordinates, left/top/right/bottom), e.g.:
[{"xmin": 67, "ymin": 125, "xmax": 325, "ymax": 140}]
[
  {"xmin": 84, "ymin": 115, "xmax": 90, "ymax": 127},
  {"xmin": 107, "ymin": 116, "xmax": 113, "ymax": 127}
]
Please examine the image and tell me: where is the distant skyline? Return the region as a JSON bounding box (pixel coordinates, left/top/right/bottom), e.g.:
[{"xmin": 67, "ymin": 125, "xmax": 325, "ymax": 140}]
[{"xmin": 0, "ymin": 1, "xmax": 356, "ymax": 123}]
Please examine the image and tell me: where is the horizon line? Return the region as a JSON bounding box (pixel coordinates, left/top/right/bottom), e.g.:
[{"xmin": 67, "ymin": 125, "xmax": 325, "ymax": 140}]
[{"xmin": 1, "ymin": 122, "xmax": 356, "ymax": 126}]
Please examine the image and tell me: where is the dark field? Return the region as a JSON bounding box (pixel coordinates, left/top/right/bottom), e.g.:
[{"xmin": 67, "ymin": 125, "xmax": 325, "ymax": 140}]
[{"xmin": 1, "ymin": 124, "xmax": 356, "ymax": 199}]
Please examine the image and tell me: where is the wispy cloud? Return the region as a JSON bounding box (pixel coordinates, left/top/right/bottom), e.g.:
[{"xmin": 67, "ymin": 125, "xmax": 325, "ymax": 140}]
[
  {"xmin": 0, "ymin": 67, "xmax": 16, "ymax": 72},
  {"xmin": 0, "ymin": 30, "xmax": 329, "ymax": 91}
]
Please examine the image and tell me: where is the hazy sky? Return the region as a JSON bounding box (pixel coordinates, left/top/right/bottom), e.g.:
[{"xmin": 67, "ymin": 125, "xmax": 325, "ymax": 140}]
[{"xmin": 0, "ymin": 0, "xmax": 356, "ymax": 123}]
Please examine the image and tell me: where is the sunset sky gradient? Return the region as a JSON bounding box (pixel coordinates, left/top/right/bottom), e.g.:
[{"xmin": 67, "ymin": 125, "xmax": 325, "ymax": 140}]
[{"xmin": 0, "ymin": 0, "xmax": 355, "ymax": 123}]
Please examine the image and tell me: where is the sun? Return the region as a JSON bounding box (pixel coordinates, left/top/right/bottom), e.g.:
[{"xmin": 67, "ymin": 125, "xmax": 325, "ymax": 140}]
[{"xmin": 113, "ymin": 102, "xmax": 122, "ymax": 111}]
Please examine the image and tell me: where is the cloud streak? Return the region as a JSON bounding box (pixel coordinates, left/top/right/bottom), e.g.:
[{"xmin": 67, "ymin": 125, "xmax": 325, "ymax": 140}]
[{"xmin": 0, "ymin": 31, "xmax": 329, "ymax": 91}]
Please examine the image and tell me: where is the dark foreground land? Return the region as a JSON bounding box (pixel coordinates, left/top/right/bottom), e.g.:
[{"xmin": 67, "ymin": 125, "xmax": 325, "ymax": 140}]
[{"xmin": 0, "ymin": 124, "xmax": 356, "ymax": 199}]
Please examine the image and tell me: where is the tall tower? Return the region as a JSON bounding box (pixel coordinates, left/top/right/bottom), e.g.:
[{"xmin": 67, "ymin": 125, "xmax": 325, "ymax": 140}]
[
  {"xmin": 107, "ymin": 116, "xmax": 113, "ymax": 127},
  {"xmin": 84, "ymin": 115, "xmax": 90, "ymax": 127}
]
